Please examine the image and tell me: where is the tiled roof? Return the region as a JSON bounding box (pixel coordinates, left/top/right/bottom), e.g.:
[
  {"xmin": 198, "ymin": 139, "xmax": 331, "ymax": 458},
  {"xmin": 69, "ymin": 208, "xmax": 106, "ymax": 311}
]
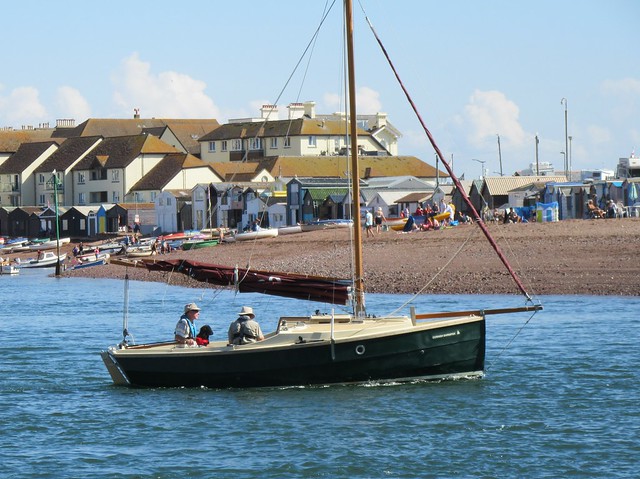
[
  {"xmin": 130, "ymin": 153, "xmax": 210, "ymax": 190},
  {"xmin": 199, "ymin": 118, "xmax": 368, "ymax": 141},
  {"xmin": 53, "ymin": 118, "xmax": 220, "ymax": 156},
  {"xmin": 208, "ymin": 155, "xmax": 444, "ymax": 180},
  {"xmin": 72, "ymin": 134, "xmax": 179, "ymax": 170},
  {"xmin": 0, "ymin": 141, "xmax": 58, "ymax": 174},
  {"xmin": 0, "ymin": 129, "xmax": 56, "ymax": 153},
  {"xmin": 34, "ymin": 136, "xmax": 102, "ymax": 173}
]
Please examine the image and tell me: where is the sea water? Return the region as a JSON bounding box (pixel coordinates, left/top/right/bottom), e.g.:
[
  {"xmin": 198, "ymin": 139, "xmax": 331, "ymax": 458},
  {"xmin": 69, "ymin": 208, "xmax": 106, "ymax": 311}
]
[{"xmin": 0, "ymin": 269, "xmax": 637, "ymax": 478}]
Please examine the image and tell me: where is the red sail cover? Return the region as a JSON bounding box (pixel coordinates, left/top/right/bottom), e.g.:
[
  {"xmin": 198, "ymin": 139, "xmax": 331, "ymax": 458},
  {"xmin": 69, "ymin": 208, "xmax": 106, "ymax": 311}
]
[{"xmin": 145, "ymin": 259, "xmax": 351, "ymax": 305}]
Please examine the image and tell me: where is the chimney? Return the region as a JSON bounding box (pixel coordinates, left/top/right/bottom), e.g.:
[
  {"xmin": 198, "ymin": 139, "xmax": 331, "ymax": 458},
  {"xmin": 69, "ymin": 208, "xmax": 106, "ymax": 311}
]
[
  {"xmin": 287, "ymin": 102, "xmax": 305, "ymax": 119},
  {"xmin": 260, "ymin": 104, "xmax": 279, "ymax": 120},
  {"xmin": 303, "ymin": 101, "xmax": 316, "ymax": 118},
  {"xmin": 375, "ymin": 112, "xmax": 387, "ymax": 128},
  {"xmin": 55, "ymin": 119, "xmax": 76, "ymax": 128}
]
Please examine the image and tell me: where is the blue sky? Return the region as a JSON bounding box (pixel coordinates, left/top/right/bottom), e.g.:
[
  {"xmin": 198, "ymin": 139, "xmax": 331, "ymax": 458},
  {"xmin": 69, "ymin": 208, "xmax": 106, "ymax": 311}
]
[{"xmin": 1, "ymin": 0, "xmax": 638, "ymax": 179}]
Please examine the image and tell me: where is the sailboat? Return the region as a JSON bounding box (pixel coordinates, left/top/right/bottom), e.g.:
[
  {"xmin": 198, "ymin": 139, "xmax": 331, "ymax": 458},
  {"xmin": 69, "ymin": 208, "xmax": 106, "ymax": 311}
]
[{"xmin": 101, "ymin": 0, "xmax": 542, "ymax": 388}]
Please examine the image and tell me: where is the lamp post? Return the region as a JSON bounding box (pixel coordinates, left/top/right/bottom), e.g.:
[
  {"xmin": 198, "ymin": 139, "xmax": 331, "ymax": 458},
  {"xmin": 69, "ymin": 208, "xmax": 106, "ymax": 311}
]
[
  {"xmin": 497, "ymin": 134, "xmax": 503, "ymax": 176},
  {"xmin": 568, "ymin": 135, "xmax": 573, "ymax": 180},
  {"xmin": 51, "ymin": 170, "xmax": 61, "ymax": 277},
  {"xmin": 561, "ymin": 98, "xmax": 569, "ymax": 180},
  {"xmin": 560, "ymin": 152, "xmax": 566, "ymax": 180},
  {"xmin": 535, "ymin": 134, "xmax": 540, "ymax": 176},
  {"xmin": 472, "ymin": 158, "xmax": 486, "ymax": 179}
]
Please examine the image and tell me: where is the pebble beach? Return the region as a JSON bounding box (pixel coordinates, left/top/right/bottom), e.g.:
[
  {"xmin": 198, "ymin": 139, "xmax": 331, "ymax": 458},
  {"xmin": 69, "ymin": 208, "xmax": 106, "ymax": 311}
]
[{"xmin": 41, "ymin": 217, "xmax": 640, "ymax": 297}]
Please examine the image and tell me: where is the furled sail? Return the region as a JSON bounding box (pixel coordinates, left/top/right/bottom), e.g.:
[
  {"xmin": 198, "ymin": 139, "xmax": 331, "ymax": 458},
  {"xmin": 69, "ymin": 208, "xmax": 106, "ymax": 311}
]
[{"xmin": 144, "ymin": 259, "xmax": 351, "ymax": 305}]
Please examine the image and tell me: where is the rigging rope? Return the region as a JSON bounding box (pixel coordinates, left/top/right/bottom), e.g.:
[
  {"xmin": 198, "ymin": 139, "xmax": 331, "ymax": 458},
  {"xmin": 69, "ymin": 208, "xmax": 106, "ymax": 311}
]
[
  {"xmin": 358, "ymin": 3, "xmax": 532, "ymax": 301},
  {"xmin": 486, "ymin": 308, "xmax": 540, "ymax": 372},
  {"xmin": 386, "ymin": 225, "xmax": 477, "ymax": 316}
]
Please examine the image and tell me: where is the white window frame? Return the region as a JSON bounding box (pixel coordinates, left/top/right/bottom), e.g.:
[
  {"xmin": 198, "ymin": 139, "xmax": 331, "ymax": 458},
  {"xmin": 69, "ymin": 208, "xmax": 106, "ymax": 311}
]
[
  {"xmin": 284, "ymin": 137, "xmax": 291, "ymax": 148},
  {"xmin": 221, "ymin": 140, "xmax": 228, "ymax": 152},
  {"xmin": 308, "ymin": 135, "xmax": 317, "ymax": 147},
  {"xmin": 270, "ymin": 138, "xmax": 278, "ymax": 149},
  {"xmin": 79, "ymin": 192, "xmax": 86, "ymax": 204},
  {"xmin": 112, "ymin": 170, "xmax": 120, "ymax": 182},
  {"xmin": 208, "ymin": 141, "xmax": 216, "ymax": 152},
  {"xmin": 232, "ymin": 139, "xmax": 242, "ymax": 151},
  {"xmin": 78, "ymin": 172, "xmax": 85, "ymax": 184}
]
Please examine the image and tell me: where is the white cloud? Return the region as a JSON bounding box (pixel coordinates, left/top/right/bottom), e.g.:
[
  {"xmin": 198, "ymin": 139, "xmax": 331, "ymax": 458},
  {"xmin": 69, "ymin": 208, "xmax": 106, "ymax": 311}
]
[
  {"xmin": 463, "ymin": 90, "xmax": 526, "ymax": 149},
  {"xmin": 602, "ymin": 77, "xmax": 640, "ymax": 95},
  {"xmin": 322, "ymin": 87, "xmax": 381, "ymax": 114},
  {"xmin": 0, "ymin": 85, "xmax": 47, "ymax": 126},
  {"xmin": 111, "ymin": 53, "xmax": 220, "ymax": 119},
  {"xmin": 56, "ymin": 86, "xmax": 91, "ymax": 121},
  {"xmin": 356, "ymin": 87, "xmax": 382, "ymax": 114}
]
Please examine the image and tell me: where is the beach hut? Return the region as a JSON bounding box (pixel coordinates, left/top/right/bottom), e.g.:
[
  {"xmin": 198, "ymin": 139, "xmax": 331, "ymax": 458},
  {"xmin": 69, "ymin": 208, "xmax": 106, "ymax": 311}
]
[{"xmin": 536, "ymin": 202, "xmax": 559, "ymax": 222}]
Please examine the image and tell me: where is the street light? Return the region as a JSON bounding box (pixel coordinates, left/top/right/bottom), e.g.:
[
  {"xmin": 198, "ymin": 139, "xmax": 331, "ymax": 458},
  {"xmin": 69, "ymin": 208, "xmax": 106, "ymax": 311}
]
[
  {"xmin": 560, "ymin": 152, "xmax": 566, "ymax": 180},
  {"xmin": 561, "ymin": 98, "xmax": 569, "ymax": 180},
  {"xmin": 51, "ymin": 170, "xmax": 61, "ymax": 277},
  {"xmin": 472, "ymin": 158, "xmax": 487, "ymax": 179}
]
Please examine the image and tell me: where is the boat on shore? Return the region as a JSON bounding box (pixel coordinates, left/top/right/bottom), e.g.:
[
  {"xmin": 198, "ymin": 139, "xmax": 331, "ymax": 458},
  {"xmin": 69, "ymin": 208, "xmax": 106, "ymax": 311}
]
[
  {"xmin": 278, "ymin": 225, "xmax": 303, "ymax": 235},
  {"xmin": 28, "ymin": 237, "xmax": 71, "ymax": 251},
  {"xmin": 234, "ymin": 228, "xmax": 279, "ymax": 241},
  {"xmin": 181, "ymin": 238, "xmax": 219, "ymax": 250},
  {"xmin": 101, "ymin": 0, "xmax": 542, "ymax": 389},
  {"xmin": 19, "ymin": 251, "xmax": 67, "ymax": 269}
]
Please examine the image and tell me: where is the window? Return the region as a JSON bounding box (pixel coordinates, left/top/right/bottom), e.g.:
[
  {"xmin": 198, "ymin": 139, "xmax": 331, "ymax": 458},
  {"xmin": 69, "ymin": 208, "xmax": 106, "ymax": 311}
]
[
  {"xmin": 308, "ymin": 136, "xmax": 317, "ymax": 147},
  {"xmin": 232, "ymin": 139, "xmax": 242, "ymax": 151},
  {"xmin": 150, "ymin": 191, "xmax": 157, "ymax": 201},
  {"xmin": 270, "ymin": 138, "xmax": 278, "ymax": 149},
  {"xmin": 79, "ymin": 192, "xmax": 86, "ymax": 204},
  {"xmin": 284, "ymin": 137, "xmax": 291, "ymax": 148},
  {"xmin": 249, "ymin": 137, "xmax": 262, "ymax": 150},
  {"xmin": 38, "ymin": 174, "xmax": 45, "ymax": 184},
  {"xmin": 167, "ymin": 197, "xmax": 172, "ymax": 206},
  {"xmin": 158, "ymin": 197, "xmax": 164, "ymax": 206},
  {"xmin": 221, "ymin": 140, "xmax": 228, "ymax": 152},
  {"xmin": 195, "ymin": 189, "xmax": 204, "ymax": 201},
  {"xmin": 90, "ymin": 169, "xmax": 107, "ymax": 181},
  {"xmin": 39, "ymin": 194, "xmax": 45, "ymax": 205},
  {"xmin": 78, "ymin": 172, "xmax": 85, "ymax": 184},
  {"xmin": 112, "ymin": 170, "xmax": 120, "ymax": 182},
  {"xmin": 112, "ymin": 192, "xmax": 119, "ymax": 202},
  {"xmin": 90, "ymin": 191, "xmax": 108, "ymax": 203},
  {"xmin": 208, "ymin": 141, "xmax": 216, "ymax": 152}
]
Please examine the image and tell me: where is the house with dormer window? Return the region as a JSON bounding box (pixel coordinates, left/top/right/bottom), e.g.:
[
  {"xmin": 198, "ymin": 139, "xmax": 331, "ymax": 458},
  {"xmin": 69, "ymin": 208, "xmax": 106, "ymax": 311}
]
[
  {"xmin": 33, "ymin": 136, "xmax": 103, "ymax": 207},
  {"xmin": 127, "ymin": 152, "xmax": 222, "ymax": 204},
  {"xmin": 71, "ymin": 134, "xmax": 180, "ymax": 206},
  {"xmin": 0, "ymin": 141, "xmax": 59, "ymax": 206},
  {"xmin": 198, "ymin": 101, "xmax": 396, "ymax": 163}
]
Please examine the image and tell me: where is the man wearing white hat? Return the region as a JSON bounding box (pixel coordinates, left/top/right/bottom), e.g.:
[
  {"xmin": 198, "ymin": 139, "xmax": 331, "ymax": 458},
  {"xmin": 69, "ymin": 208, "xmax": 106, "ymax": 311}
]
[
  {"xmin": 227, "ymin": 306, "xmax": 264, "ymax": 345},
  {"xmin": 175, "ymin": 302, "xmax": 201, "ymax": 346}
]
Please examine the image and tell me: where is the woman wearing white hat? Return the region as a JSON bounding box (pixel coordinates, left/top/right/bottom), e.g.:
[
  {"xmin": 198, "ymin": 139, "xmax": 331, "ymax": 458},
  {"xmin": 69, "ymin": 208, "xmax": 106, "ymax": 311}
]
[
  {"xmin": 174, "ymin": 302, "xmax": 201, "ymax": 346},
  {"xmin": 227, "ymin": 306, "xmax": 264, "ymax": 345}
]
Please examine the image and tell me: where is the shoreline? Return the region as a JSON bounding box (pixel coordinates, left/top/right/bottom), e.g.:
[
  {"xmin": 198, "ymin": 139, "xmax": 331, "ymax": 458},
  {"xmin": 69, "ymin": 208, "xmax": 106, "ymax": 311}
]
[{"xmin": 48, "ymin": 218, "xmax": 640, "ymax": 297}]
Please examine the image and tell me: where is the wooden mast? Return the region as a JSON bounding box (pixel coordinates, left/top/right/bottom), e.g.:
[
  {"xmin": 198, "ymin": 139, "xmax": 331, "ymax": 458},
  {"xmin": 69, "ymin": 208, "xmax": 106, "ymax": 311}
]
[{"xmin": 345, "ymin": 0, "xmax": 365, "ymax": 316}]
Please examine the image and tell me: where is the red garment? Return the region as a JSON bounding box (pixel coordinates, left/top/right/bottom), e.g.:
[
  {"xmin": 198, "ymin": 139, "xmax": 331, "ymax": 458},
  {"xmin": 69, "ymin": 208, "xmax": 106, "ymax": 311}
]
[{"xmin": 195, "ymin": 337, "xmax": 209, "ymax": 346}]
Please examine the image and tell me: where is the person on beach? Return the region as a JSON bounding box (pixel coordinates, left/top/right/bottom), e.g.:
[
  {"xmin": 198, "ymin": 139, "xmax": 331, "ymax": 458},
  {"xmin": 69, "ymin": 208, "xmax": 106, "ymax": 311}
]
[
  {"xmin": 228, "ymin": 306, "xmax": 264, "ymax": 345},
  {"xmin": 175, "ymin": 302, "xmax": 201, "ymax": 346},
  {"xmin": 374, "ymin": 207, "xmax": 386, "ymax": 234},
  {"xmin": 364, "ymin": 209, "xmax": 374, "ymax": 237}
]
